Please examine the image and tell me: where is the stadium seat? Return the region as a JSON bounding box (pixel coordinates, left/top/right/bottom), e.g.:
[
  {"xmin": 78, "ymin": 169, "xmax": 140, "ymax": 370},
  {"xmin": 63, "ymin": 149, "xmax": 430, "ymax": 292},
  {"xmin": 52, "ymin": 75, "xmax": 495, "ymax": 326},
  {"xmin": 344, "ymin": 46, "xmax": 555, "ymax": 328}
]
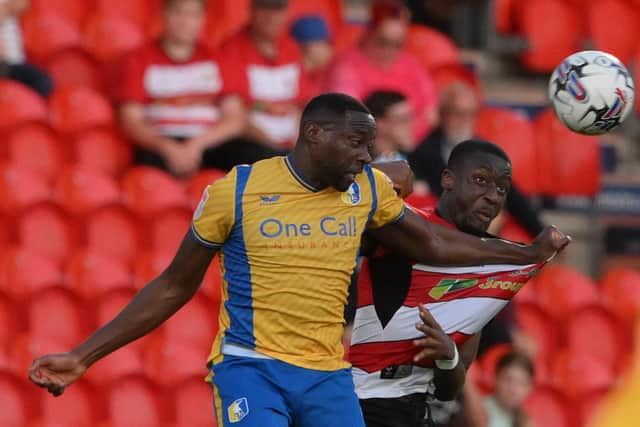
[
  {"xmin": 474, "ymin": 107, "xmax": 539, "ymax": 194},
  {"xmin": 288, "ymin": 0, "xmax": 343, "ymax": 35},
  {"xmin": 133, "ymin": 250, "xmax": 174, "ymax": 289},
  {"xmin": 21, "ymin": 11, "xmax": 82, "ymax": 64},
  {"xmin": 577, "ymin": 387, "xmax": 610, "ymax": 427},
  {"xmin": 29, "ymin": 0, "xmax": 90, "ymax": 26},
  {"xmin": 66, "ymin": 250, "xmax": 133, "ymax": 299},
  {"xmin": 0, "ymin": 248, "xmax": 64, "ymax": 299},
  {"xmin": 200, "ymin": 0, "xmax": 251, "ymax": 49},
  {"xmin": 600, "ymin": 268, "xmax": 640, "ymax": 326},
  {"xmin": 85, "ymin": 205, "xmax": 142, "ymax": 265},
  {"xmin": 87, "ymin": 346, "xmax": 145, "ymax": 385},
  {"xmin": 144, "ymin": 341, "xmax": 210, "ymax": 386},
  {"xmin": 334, "ymin": 23, "xmax": 366, "ymax": 54},
  {"xmin": 493, "ymin": 0, "xmax": 516, "ymax": 34},
  {"xmin": 201, "ymin": 255, "xmax": 223, "ymax": 304},
  {"xmin": 536, "ymin": 264, "xmax": 599, "ymax": 321},
  {"xmin": 18, "ymin": 202, "xmax": 76, "ymax": 262},
  {"xmin": 149, "ymin": 207, "xmax": 192, "ymax": 254},
  {"xmin": 588, "ymin": 0, "xmax": 639, "ymax": 65},
  {"xmin": 406, "ymin": 25, "xmax": 460, "ymax": 71},
  {"xmin": 105, "ymin": 375, "xmax": 168, "ymax": 427},
  {"xmin": 73, "ymin": 129, "xmax": 132, "ymax": 177},
  {"xmin": 533, "ymin": 109, "xmax": 601, "ymax": 196},
  {"xmin": 46, "ymin": 48, "xmax": 104, "ymax": 92},
  {"xmin": 54, "ymin": 167, "xmax": 121, "ymax": 216},
  {"xmin": 499, "ymin": 214, "xmax": 535, "ymax": 244},
  {"xmin": 0, "ymin": 79, "xmax": 48, "ymax": 130},
  {"xmin": 0, "ymin": 373, "xmax": 38, "ymax": 427},
  {"xmin": 83, "ymin": 14, "xmax": 146, "ymax": 64},
  {"xmin": 39, "ymin": 380, "xmax": 103, "ymax": 427},
  {"xmin": 48, "ymin": 85, "xmax": 115, "ymax": 136},
  {"xmin": 0, "ymin": 164, "xmax": 51, "ymax": 213},
  {"xmin": 26, "ymin": 286, "xmax": 88, "ymax": 346},
  {"xmin": 405, "ymin": 192, "xmax": 439, "ymax": 210},
  {"xmin": 96, "ymin": 0, "xmax": 162, "ymax": 27},
  {"xmin": 186, "ymin": 169, "xmax": 226, "ymax": 210},
  {"xmin": 164, "ymin": 292, "xmax": 218, "ymax": 350},
  {"xmin": 7, "ymin": 123, "xmax": 65, "ymax": 181},
  {"xmin": 516, "ymin": 0, "xmax": 582, "ymax": 72},
  {"xmin": 551, "ymin": 350, "xmax": 614, "ymax": 400},
  {"xmin": 566, "ymin": 305, "xmax": 624, "ymax": 370},
  {"xmin": 523, "ymin": 386, "xmax": 572, "ymax": 427},
  {"xmin": 174, "ymin": 376, "xmax": 216, "ymax": 427},
  {"xmin": 0, "ymin": 292, "xmax": 18, "ymax": 347},
  {"xmin": 515, "ymin": 302, "xmax": 557, "ymax": 364},
  {"xmin": 122, "ymin": 167, "xmax": 189, "ymax": 217}
]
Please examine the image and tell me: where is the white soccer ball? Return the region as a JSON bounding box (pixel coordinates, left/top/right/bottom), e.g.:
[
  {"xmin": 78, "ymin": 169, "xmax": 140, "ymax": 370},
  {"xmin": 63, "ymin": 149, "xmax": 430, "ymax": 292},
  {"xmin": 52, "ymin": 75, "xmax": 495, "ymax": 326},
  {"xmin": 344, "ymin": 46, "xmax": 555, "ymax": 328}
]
[{"xmin": 548, "ymin": 50, "xmax": 635, "ymax": 135}]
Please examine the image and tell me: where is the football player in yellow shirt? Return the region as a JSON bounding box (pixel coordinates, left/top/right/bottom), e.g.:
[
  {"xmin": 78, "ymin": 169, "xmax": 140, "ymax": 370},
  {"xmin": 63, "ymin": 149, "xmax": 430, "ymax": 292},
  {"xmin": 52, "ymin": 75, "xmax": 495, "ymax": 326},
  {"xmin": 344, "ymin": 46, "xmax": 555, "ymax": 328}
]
[{"xmin": 29, "ymin": 93, "xmax": 569, "ymax": 427}]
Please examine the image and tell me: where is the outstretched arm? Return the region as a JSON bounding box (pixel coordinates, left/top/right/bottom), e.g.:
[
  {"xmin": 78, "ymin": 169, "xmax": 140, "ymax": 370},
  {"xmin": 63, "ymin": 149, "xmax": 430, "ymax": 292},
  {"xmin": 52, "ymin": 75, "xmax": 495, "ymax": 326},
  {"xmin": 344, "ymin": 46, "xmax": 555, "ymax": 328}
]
[
  {"xmin": 368, "ymin": 207, "xmax": 569, "ymax": 266},
  {"xmin": 29, "ymin": 232, "xmax": 216, "ymax": 396}
]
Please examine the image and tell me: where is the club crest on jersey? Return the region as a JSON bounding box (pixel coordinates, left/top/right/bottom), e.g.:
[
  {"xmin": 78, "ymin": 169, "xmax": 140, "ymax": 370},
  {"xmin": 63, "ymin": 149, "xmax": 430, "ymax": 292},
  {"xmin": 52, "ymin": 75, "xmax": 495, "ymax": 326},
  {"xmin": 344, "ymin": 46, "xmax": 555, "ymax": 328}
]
[
  {"xmin": 429, "ymin": 278, "xmax": 478, "ymax": 300},
  {"xmin": 342, "ymin": 182, "xmax": 361, "ymax": 206},
  {"xmin": 227, "ymin": 397, "xmax": 249, "ymax": 423},
  {"xmin": 193, "ymin": 188, "xmax": 209, "ymax": 220}
]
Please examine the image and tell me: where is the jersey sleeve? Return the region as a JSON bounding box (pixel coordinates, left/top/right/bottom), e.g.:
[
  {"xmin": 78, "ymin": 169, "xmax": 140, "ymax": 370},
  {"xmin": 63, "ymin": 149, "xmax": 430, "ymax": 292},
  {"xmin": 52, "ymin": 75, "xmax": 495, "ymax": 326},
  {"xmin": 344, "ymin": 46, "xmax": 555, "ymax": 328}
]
[
  {"xmin": 368, "ymin": 168, "xmax": 406, "ymax": 229},
  {"xmin": 190, "ymin": 168, "xmax": 237, "ymax": 248},
  {"xmin": 117, "ymin": 50, "xmax": 147, "ymax": 104}
]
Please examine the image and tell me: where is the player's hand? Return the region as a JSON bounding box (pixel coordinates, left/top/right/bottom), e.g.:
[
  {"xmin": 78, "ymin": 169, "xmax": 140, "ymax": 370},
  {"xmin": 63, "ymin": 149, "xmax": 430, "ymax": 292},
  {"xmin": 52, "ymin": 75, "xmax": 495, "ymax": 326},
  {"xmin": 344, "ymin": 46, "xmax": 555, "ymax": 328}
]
[
  {"xmin": 413, "ymin": 304, "xmax": 456, "ymax": 363},
  {"xmin": 372, "ymin": 160, "xmax": 415, "ymax": 199},
  {"xmin": 531, "ymin": 225, "xmax": 571, "ymax": 263},
  {"xmin": 28, "ymin": 352, "xmax": 87, "ymax": 397}
]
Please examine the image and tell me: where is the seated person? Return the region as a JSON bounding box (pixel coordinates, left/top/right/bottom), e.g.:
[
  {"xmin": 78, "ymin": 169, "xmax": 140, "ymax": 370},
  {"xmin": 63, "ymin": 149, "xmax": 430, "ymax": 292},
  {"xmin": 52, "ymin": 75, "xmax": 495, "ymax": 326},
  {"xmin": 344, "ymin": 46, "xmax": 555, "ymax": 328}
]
[
  {"xmin": 290, "ymin": 14, "xmax": 334, "ymax": 97},
  {"xmin": 364, "ymin": 90, "xmax": 415, "ymax": 162}
]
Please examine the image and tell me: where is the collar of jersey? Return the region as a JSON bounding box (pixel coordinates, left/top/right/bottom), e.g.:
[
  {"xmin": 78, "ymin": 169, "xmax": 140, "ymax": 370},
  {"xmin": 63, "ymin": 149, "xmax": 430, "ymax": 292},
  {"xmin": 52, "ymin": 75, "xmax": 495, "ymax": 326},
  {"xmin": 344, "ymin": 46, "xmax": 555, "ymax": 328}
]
[{"xmin": 284, "ymin": 154, "xmax": 326, "ymax": 192}]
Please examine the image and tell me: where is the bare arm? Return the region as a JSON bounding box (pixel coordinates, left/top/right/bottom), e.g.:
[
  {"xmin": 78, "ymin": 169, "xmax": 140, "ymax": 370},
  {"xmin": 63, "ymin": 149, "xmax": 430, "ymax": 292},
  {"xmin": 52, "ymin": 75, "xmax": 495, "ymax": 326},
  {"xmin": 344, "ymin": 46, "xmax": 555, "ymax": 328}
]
[
  {"xmin": 188, "ymin": 95, "xmax": 248, "ymax": 150},
  {"xmin": 29, "ymin": 232, "xmax": 216, "ymax": 395},
  {"xmin": 369, "ymin": 208, "xmax": 569, "ymax": 266},
  {"xmin": 433, "ymin": 332, "xmax": 481, "ymax": 401},
  {"xmin": 119, "ymin": 102, "xmax": 177, "ymax": 153}
]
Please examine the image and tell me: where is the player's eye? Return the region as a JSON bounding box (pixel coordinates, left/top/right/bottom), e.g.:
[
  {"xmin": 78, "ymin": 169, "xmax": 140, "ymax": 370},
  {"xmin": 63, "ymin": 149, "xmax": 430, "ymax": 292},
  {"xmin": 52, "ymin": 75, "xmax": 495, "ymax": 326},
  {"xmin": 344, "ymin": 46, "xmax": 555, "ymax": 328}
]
[
  {"xmin": 474, "ymin": 176, "xmax": 487, "ymax": 185},
  {"xmin": 496, "ymin": 185, "xmax": 507, "ymax": 195}
]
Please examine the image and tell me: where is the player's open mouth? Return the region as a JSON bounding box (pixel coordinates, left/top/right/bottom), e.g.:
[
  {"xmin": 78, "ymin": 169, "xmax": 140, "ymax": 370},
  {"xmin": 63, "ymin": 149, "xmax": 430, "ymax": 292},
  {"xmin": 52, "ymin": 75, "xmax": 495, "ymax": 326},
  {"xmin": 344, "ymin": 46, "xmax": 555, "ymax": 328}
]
[{"xmin": 474, "ymin": 210, "xmax": 493, "ymax": 223}]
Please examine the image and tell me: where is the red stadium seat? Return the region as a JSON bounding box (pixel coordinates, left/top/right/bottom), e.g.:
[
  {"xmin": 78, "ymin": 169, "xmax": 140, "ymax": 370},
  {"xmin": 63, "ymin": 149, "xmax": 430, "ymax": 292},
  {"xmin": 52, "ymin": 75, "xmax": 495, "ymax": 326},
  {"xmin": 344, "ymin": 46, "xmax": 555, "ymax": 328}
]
[
  {"xmin": 96, "ymin": 0, "xmax": 162, "ymax": 27},
  {"xmin": 405, "ymin": 192, "xmax": 439, "ymax": 210},
  {"xmin": 289, "ymin": 0, "xmax": 343, "ymax": 35},
  {"xmin": 334, "ymin": 23, "xmax": 365, "ymax": 54},
  {"xmin": 40, "ymin": 380, "xmax": 103, "ymax": 427},
  {"xmin": 200, "ymin": 0, "xmax": 251, "ymax": 49},
  {"xmin": 601, "ymin": 268, "xmax": 640, "ymax": 332},
  {"xmin": 0, "ymin": 248, "xmax": 64, "ymax": 299},
  {"xmin": 499, "ymin": 214, "xmax": 535, "ymax": 244},
  {"xmin": 0, "ymin": 373, "xmax": 39, "ymax": 427},
  {"xmin": 0, "ymin": 292, "xmax": 19, "ymax": 347},
  {"xmin": 18, "ymin": 202, "xmax": 76, "ymax": 262},
  {"xmin": 516, "ymin": 302, "xmax": 557, "ymax": 364},
  {"xmin": 73, "ymin": 129, "xmax": 132, "ymax": 177},
  {"xmin": 174, "ymin": 376, "xmax": 216, "ymax": 427},
  {"xmin": 533, "ymin": 109, "xmax": 601, "ymax": 196},
  {"xmin": 144, "ymin": 341, "xmax": 210, "ymax": 386},
  {"xmin": 516, "ymin": 0, "xmax": 582, "ymax": 72},
  {"xmin": 83, "ymin": 14, "xmax": 146, "ymax": 64},
  {"xmin": 29, "ymin": 0, "xmax": 90, "ymax": 26},
  {"xmin": 48, "ymin": 85, "xmax": 115, "ymax": 135},
  {"xmin": 474, "ymin": 107, "xmax": 539, "ymax": 194},
  {"xmin": 87, "ymin": 346, "xmax": 145, "ymax": 385},
  {"xmin": 122, "ymin": 167, "xmax": 189, "ymax": 217},
  {"xmin": 494, "ymin": 0, "xmax": 516, "ymax": 34},
  {"xmin": 105, "ymin": 375, "xmax": 168, "ymax": 427},
  {"xmin": 164, "ymin": 293, "xmax": 217, "ymax": 350},
  {"xmin": 536, "ymin": 264, "xmax": 599, "ymax": 321},
  {"xmin": 46, "ymin": 48, "xmax": 104, "ymax": 92},
  {"xmin": 566, "ymin": 305, "xmax": 624, "ymax": 370},
  {"xmin": 186, "ymin": 169, "xmax": 226, "ymax": 209},
  {"xmin": 0, "ymin": 79, "xmax": 48, "ymax": 130},
  {"xmin": 66, "ymin": 250, "xmax": 133, "ymax": 299},
  {"xmin": 149, "ymin": 207, "xmax": 192, "ymax": 254},
  {"xmin": 201, "ymin": 255, "xmax": 223, "ymax": 304},
  {"xmin": 577, "ymin": 387, "xmax": 610, "ymax": 427},
  {"xmin": 21, "ymin": 11, "xmax": 81, "ymax": 64},
  {"xmin": 588, "ymin": 0, "xmax": 639, "ymax": 65},
  {"xmin": 7, "ymin": 123, "xmax": 65, "ymax": 181},
  {"xmin": 85, "ymin": 205, "xmax": 142, "ymax": 265},
  {"xmin": 551, "ymin": 350, "xmax": 614, "ymax": 400},
  {"xmin": 26, "ymin": 286, "xmax": 88, "ymax": 346},
  {"xmin": 54, "ymin": 167, "xmax": 121, "ymax": 216},
  {"xmin": 523, "ymin": 386, "xmax": 572, "ymax": 427},
  {"xmin": 134, "ymin": 250, "xmax": 174, "ymax": 289},
  {"xmin": 0, "ymin": 165, "xmax": 51, "ymax": 213},
  {"xmin": 406, "ymin": 25, "xmax": 460, "ymax": 71}
]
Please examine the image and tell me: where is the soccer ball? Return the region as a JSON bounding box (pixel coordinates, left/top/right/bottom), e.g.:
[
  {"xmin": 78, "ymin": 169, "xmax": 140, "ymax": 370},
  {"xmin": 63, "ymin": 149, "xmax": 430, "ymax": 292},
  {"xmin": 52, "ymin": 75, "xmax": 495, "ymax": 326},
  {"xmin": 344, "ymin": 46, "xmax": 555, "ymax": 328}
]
[{"xmin": 548, "ymin": 50, "xmax": 635, "ymax": 135}]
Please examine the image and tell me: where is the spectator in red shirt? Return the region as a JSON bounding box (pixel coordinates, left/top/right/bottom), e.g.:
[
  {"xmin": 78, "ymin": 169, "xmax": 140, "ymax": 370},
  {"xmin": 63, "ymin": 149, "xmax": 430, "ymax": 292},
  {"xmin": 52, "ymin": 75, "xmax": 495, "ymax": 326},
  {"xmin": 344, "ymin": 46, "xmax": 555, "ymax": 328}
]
[
  {"xmin": 118, "ymin": 0, "xmax": 281, "ymax": 177},
  {"xmin": 219, "ymin": 0, "xmax": 311, "ymax": 149},
  {"xmin": 327, "ymin": 0, "xmax": 438, "ymax": 142}
]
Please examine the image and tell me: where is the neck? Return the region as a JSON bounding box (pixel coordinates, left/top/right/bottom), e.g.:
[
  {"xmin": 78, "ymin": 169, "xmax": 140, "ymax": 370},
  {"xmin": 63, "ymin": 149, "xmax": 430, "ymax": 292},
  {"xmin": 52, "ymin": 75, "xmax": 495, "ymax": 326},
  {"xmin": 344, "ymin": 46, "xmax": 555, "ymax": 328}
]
[
  {"xmin": 250, "ymin": 26, "xmax": 278, "ymax": 59},
  {"xmin": 162, "ymin": 38, "xmax": 195, "ymax": 61},
  {"xmin": 290, "ymin": 144, "xmax": 325, "ymax": 189}
]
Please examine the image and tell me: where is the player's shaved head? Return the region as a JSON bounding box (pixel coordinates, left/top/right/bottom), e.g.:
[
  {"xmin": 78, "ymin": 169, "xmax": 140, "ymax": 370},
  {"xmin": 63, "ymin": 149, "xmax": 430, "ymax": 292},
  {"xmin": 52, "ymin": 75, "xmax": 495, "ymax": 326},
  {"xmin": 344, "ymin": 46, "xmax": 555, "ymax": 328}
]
[
  {"xmin": 301, "ymin": 93, "xmax": 373, "ymax": 128},
  {"xmin": 447, "ymin": 139, "xmax": 511, "ymax": 173}
]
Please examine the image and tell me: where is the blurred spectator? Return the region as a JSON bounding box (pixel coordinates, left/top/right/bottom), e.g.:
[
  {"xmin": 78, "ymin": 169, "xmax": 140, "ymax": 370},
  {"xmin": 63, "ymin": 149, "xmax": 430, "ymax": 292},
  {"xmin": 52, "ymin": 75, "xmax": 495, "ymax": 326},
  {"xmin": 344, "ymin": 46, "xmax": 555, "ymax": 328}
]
[
  {"xmin": 327, "ymin": 0, "xmax": 438, "ymax": 141},
  {"xmin": 220, "ymin": 0, "xmax": 311, "ymax": 149},
  {"xmin": 118, "ymin": 0, "xmax": 280, "ymax": 177},
  {"xmin": 290, "ymin": 15, "xmax": 333, "ymax": 97},
  {"xmin": 363, "ymin": 90, "xmax": 413, "ymax": 162},
  {"xmin": 0, "ymin": 0, "xmax": 53, "ymax": 96},
  {"xmin": 408, "ymin": 82, "xmax": 545, "ymax": 236}
]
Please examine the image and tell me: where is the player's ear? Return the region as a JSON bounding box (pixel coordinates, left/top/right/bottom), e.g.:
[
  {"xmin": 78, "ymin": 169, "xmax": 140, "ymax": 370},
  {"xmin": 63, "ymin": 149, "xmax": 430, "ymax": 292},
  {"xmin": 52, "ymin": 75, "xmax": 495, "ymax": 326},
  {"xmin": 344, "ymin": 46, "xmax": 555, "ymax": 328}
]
[
  {"xmin": 441, "ymin": 168, "xmax": 455, "ymax": 191},
  {"xmin": 303, "ymin": 122, "xmax": 324, "ymax": 146}
]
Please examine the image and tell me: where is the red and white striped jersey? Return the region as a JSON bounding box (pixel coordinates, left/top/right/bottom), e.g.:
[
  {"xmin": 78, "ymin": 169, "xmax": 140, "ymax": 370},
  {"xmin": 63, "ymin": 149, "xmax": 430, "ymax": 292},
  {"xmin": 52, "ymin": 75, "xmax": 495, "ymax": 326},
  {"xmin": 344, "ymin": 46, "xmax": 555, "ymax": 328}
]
[{"xmin": 350, "ymin": 207, "xmax": 544, "ymax": 398}]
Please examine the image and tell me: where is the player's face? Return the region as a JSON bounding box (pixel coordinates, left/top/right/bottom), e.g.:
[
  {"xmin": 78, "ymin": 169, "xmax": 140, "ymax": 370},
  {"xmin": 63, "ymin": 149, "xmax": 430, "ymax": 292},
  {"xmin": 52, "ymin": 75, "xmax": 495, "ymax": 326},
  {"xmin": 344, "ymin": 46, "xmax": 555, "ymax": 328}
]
[
  {"xmin": 163, "ymin": 0, "xmax": 206, "ymax": 45},
  {"xmin": 494, "ymin": 365, "xmax": 533, "ymax": 411},
  {"xmin": 445, "ymin": 154, "xmax": 511, "ymax": 233},
  {"xmin": 314, "ymin": 111, "xmax": 376, "ymax": 192}
]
